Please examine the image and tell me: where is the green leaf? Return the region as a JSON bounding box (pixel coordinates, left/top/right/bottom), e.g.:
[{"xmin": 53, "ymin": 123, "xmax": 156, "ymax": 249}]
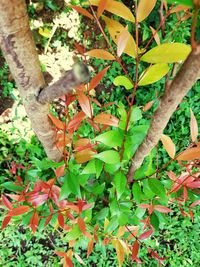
[
  {"xmin": 166, "ymin": 0, "xmax": 193, "ymax": 7},
  {"xmin": 94, "ymin": 207, "xmax": 109, "ymax": 221},
  {"xmin": 94, "ymin": 130, "xmax": 123, "ymax": 147},
  {"xmin": 1, "ymin": 182, "xmax": 23, "ymax": 192},
  {"xmin": 60, "ymin": 173, "xmax": 81, "ymax": 199},
  {"xmin": 140, "ymin": 43, "xmax": 191, "ymax": 63},
  {"xmin": 82, "ymin": 159, "xmax": 96, "ymax": 174},
  {"xmin": 106, "ymin": 216, "xmax": 119, "ymax": 233},
  {"xmin": 138, "ymin": 64, "xmax": 169, "ymax": 86},
  {"xmin": 148, "ymin": 178, "xmax": 166, "ymax": 200},
  {"xmin": 65, "ymin": 225, "xmax": 81, "ymax": 241},
  {"xmin": 118, "ymin": 103, "xmax": 127, "ymax": 130},
  {"xmin": 130, "ymin": 107, "xmax": 142, "ymax": 123},
  {"xmin": 113, "ymin": 75, "xmax": 133, "ymax": 90},
  {"xmin": 118, "ymin": 212, "xmax": 129, "ymax": 226},
  {"xmin": 95, "ymin": 159, "xmax": 103, "ymax": 178},
  {"xmin": 150, "ymin": 213, "xmax": 159, "ymax": 230},
  {"xmin": 104, "ymin": 163, "xmax": 121, "ymax": 174},
  {"xmin": 113, "ymin": 171, "xmax": 127, "ymax": 200},
  {"xmin": 94, "ymin": 150, "xmax": 120, "ymax": 164},
  {"xmin": 132, "ymin": 183, "xmax": 142, "ymax": 204}
]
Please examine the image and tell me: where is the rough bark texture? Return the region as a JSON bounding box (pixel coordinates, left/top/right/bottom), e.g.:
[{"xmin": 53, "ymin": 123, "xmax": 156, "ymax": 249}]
[
  {"xmin": 38, "ymin": 62, "xmax": 90, "ymax": 104},
  {"xmin": 0, "ymin": 1, "xmax": 89, "ymax": 162},
  {"xmin": 128, "ymin": 44, "xmax": 200, "ymax": 181}
]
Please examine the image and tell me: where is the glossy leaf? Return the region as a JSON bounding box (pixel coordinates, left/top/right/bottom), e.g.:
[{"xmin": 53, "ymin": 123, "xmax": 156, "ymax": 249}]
[
  {"xmin": 138, "ymin": 228, "xmax": 154, "ymax": 240},
  {"xmin": 177, "ymin": 147, "xmax": 200, "ymax": 161},
  {"xmin": 94, "ymin": 113, "xmax": 119, "ymax": 127},
  {"xmin": 148, "ymin": 179, "xmax": 166, "ymax": 200},
  {"xmin": 86, "ymin": 49, "xmax": 115, "ymax": 60},
  {"xmin": 113, "ymin": 76, "xmax": 133, "ymax": 90},
  {"xmin": 77, "ymin": 90, "xmax": 92, "ymax": 118},
  {"xmin": 89, "ymin": 66, "xmax": 110, "ymax": 90},
  {"xmin": 137, "ymin": 0, "xmax": 157, "ymax": 22},
  {"xmin": 113, "ymin": 171, "xmax": 126, "ymax": 200},
  {"xmin": 7, "ymin": 206, "xmax": 30, "ymax": 217},
  {"xmin": 94, "ymin": 130, "xmax": 123, "ymax": 147},
  {"xmin": 87, "ymin": 0, "xmax": 135, "ymax": 22},
  {"xmin": 94, "ymin": 150, "xmax": 120, "ymax": 164},
  {"xmin": 138, "ymin": 64, "xmax": 169, "ymax": 86},
  {"xmin": 69, "ymin": 5, "xmax": 94, "ymax": 19},
  {"xmin": 103, "ymin": 16, "xmax": 136, "ymax": 58},
  {"xmin": 154, "ymin": 205, "xmax": 173, "ymax": 213},
  {"xmin": 160, "ymin": 134, "xmax": 176, "ymax": 159},
  {"xmin": 140, "ymin": 43, "xmax": 191, "ymax": 63},
  {"xmin": 190, "ymin": 108, "xmax": 198, "ymax": 142},
  {"xmin": 132, "ymin": 240, "xmax": 139, "ymax": 261},
  {"xmin": 150, "ymin": 26, "xmax": 160, "ymax": 45},
  {"xmin": 117, "ymin": 26, "xmax": 130, "ymax": 57},
  {"xmin": 48, "ymin": 114, "xmax": 65, "ymax": 130},
  {"xmin": 97, "ymin": 0, "xmax": 108, "ymax": 17}
]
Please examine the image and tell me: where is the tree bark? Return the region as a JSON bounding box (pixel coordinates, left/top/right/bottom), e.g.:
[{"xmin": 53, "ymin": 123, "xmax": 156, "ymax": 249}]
[
  {"xmin": 128, "ymin": 44, "xmax": 200, "ymax": 182},
  {"xmin": 0, "ymin": 0, "xmax": 88, "ymax": 162}
]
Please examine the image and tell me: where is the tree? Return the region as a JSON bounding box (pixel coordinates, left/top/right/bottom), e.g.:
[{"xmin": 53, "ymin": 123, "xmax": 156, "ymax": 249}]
[{"xmin": 1, "ymin": 0, "xmax": 200, "ymax": 266}]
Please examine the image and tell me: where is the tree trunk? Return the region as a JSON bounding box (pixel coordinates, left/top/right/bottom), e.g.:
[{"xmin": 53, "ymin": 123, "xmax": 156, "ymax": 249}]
[
  {"xmin": 0, "ymin": 0, "xmax": 89, "ymax": 162},
  {"xmin": 127, "ymin": 44, "xmax": 200, "ymax": 182}
]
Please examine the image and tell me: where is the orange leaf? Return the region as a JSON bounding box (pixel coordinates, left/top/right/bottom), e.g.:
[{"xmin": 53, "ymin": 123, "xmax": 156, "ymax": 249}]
[
  {"xmin": 86, "ymin": 49, "xmax": 115, "ymax": 60},
  {"xmin": 132, "ymin": 240, "xmax": 139, "ymax": 261},
  {"xmin": 78, "ymin": 217, "xmax": 86, "ymax": 234},
  {"xmin": 55, "ymin": 251, "xmax": 67, "ymax": 257},
  {"xmin": 2, "ymin": 194, "xmax": 12, "ymax": 210},
  {"xmin": 87, "ymin": 238, "xmax": 94, "ymax": 257},
  {"xmin": 177, "ymin": 147, "xmax": 200, "ymax": 161},
  {"xmin": 77, "ymin": 90, "xmax": 92, "ymax": 118},
  {"xmin": 190, "ymin": 108, "xmax": 198, "ymax": 142},
  {"xmin": 169, "ymin": 5, "xmax": 189, "ymax": 14},
  {"xmin": 69, "ymin": 5, "xmax": 94, "ymax": 19},
  {"xmin": 112, "ymin": 239, "xmax": 125, "ymax": 267},
  {"xmin": 75, "ymin": 148, "xmax": 96, "ymax": 164},
  {"xmin": 2, "ymin": 216, "xmax": 11, "ymax": 230},
  {"xmin": 138, "ymin": 228, "xmax": 154, "ymax": 240},
  {"xmin": 150, "ymin": 26, "xmax": 160, "ymax": 45},
  {"xmin": 48, "ymin": 114, "xmax": 65, "ymax": 130},
  {"xmin": 7, "ymin": 206, "xmax": 30, "ymax": 217},
  {"xmin": 153, "ymin": 205, "xmax": 173, "ymax": 213},
  {"xmin": 30, "ymin": 211, "xmax": 39, "ymax": 233},
  {"xmin": 160, "ymin": 134, "xmax": 176, "ymax": 159},
  {"xmin": 65, "ymin": 256, "xmax": 74, "ymax": 267},
  {"xmin": 97, "ymin": 0, "xmax": 108, "ymax": 17},
  {"xmin": 89, "ymin": 66, "xmax": 110, "ymax": 91},
  {"xmin": 117, "ymin": 26, "xmax": 130, "ymax": 57},
  {"xmin": 143, "ymin": 100, "xmax": 154, "ymax": 112},
  {"xmin": 137, "ymin": 0, "xmax": 157, "ymax": 22},
  {"xmin": 55, "ymin": 164, "xmax": 65, "ymax": 178},
  {"xmin": 94, "ymin": 113, "xmax": 119, "ymax": 127},
  {"xmin": 58, "ymin": 213, "xmax": 65, "ymax": 229}
]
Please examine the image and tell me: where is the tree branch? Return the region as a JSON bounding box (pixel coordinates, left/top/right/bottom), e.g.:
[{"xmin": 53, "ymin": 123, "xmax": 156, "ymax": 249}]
[{"xmin": 127, "ymin": 44, "xmax": 200, "ymax": 182}]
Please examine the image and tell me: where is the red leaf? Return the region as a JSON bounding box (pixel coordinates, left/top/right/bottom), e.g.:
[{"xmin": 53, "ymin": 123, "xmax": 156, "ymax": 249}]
[
  {"xmin": 69, "ymin": 5, "xmax": 94, "ymax": 19},
  {"xmin": 89, "ymin": 66, "xmax": 110, "ymax": 91},
  {"xmin": 2, "ymin": 216, "xmax": 11, "ymax": 230},
  {"xmin": 28, "ymin": 194, "xmax": 48, "ymax": 207},
  {"xmin": 58, "ymin": 213, "xmax": 65, "ymax": 229},
  {"xmin": 55, "ymin": 251, "xmax": 66, "ymax": 257},
  {"xmin": 183, "ymin": 186, "xmax": 188, "ymax": 202},
  {"xmin": 45, "ymin": 214, "xmax": 53, "ymax": 226},
  {"xmin": 77, "ymin": 90, "xmax": 92, "ymax": 118},
  {"xmin": 97, "ymin": 0, "xmax": 108, "ymax": 17},
  {"xmin": 186, "ymin": 181, "xmax": 200, "ymax": 189},
  {"xmin": 94, "ymin": 113, "xmax": 119, "ymax": 127},
  {"xmin": 138, "ymin": 228, "xmax": 154, "ymax": 240},
  {"xmin": 55, "ymin": 164, "xmax": 65, "ymax": 178},
  {"xmin": 190, "ymin": 199, "xmax": 200, "ymax": 207},
  {"xmin": 30, "ymin": 211, "xmax": 39, "ymax": 233},
  {"xmin": 74, "ymin": 42, "xmax": 85, "ymax": 55},
  {"xmin": 132, "ymin": 240, "xmax": 139, "ymax": 261},
  {"xmin": 65, "ymin": 256, "xmax": 74, "ymax": 267},
  {"xmin": 140, "ymin": 204, "xmax": 150, "ymax": 209},
  {"xmin": 48, "ymin": 114, "xmax": 65, "ymax": 130},
  {"xmin": 78, "ymin": 217, "xmax": 86, "ymax": 234},
  {"xmin": 2, "ymin": 195, "xmax": 12, "ymax": 210},
  {"xmin": 87, "ymin": 238, "xmax": 94, "ymax": 257},
  {"xmin": 10, "ymin": 161, "xmax": 17, "ymax": 175},
  {"xmin": 154, "ymin": 205, "xmax": 173, "ymax": 214},
  {"xmin": 7, "ymin": 206, "xmax": 30, "ymax": 216},
  {"xmin": 67, "ymin": 111, "xmax": 86, "ymax": 133}
]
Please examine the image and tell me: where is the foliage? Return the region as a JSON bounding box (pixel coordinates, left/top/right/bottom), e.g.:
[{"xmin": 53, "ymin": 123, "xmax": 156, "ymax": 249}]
[{"xmin": 1, "ymin": 0, "xmax": 200, "ymax": 266}]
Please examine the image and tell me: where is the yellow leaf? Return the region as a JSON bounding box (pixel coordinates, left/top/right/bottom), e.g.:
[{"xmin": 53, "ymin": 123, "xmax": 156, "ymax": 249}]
[
  {"xmin": 103, "ymin": 16, "xmax": 136, "ymax": 58},
  {"xmin": 138, "ymin": 63, "xmax": 169, "ymax": 86},
  {"xmin": 117, "ymin": 26, "xmax": 130, "ymax": 57},
  {"xmin": 86, "ymin": 49, "xmax": 115, "ymax": 60},
  {"xmin": 97, "ymin": 0, "xmax": 108, "ymax": 17},
  {"xmin": 137, "ymin": 0, "xmax": 157, "ymax": 22},
  {"xmin": 140, "ymin": 43, "xmax": 191, "ymax": 63},
  {"xmin": 160, "ymin": 134, "xmax": 176, "ymax": 159},
  {"xmin": 112, "ymin": 239, "xmax": 125, "ymax": 267},
  {"xmin": 104, "ymin": 218, "xmax": 109, "ymax": 231},
  {"xmin": 39, "ymin": 28, "xmax": 51, "ymax": 38},
  {"xmin": 86, "ymin": 0, "xmax": 135, "ymax": 22},
  {"xmin": 150, "ymin": 26, "xmax": 160, "ymax": 45},
  {"xmin": 190, "ymin": 109, "xmax": 198, "ymax": 142},
  {"xmin": 117, "ymin": 226, "xmax": 126, "ymax": 237},
  {"xmin": 177, "ymin": 147, "xmax": 200, "ymax": 161}
]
